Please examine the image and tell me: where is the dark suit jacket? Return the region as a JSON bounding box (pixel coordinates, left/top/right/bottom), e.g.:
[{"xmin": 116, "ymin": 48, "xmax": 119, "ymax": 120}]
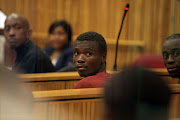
[{"xmin": 13, "ymin": 40, "xmax": 55, "ymax": 73}]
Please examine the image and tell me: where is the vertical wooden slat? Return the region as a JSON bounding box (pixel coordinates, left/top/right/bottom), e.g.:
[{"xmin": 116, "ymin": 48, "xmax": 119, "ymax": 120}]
[
  {"xmin": 169, "ymin": 0, "xmax": 174, "ymax": 36},
  {"xmin": 156, "ymin": 0, "xmax": 165, "ymax": 54},
  {"xmin": 33, "ymin": 102, "xmax": 49, "ymax": 120},
  {"xmin": 133, "ymin": 0, "xmax": 143, "ymax": 41},
  {"xmin": 143, "ymin": 0, "xmax": 152, "ymax": 53}
]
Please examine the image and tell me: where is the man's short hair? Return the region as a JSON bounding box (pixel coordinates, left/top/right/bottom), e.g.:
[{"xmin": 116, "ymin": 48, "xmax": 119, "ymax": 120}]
[
  {"xmin": 75, "ymin": 31, "xmax": 107, "ymax": 54},
  {"xmin": 166, "ymin": 34, "xmax": 180, "ymax": 41}
]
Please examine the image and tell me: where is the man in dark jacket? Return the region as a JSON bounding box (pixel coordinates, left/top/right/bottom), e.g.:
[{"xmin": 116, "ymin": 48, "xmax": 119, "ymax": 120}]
[{"xmin": 4, "ymin": 13, "xmax": 55, "ymax": 73}]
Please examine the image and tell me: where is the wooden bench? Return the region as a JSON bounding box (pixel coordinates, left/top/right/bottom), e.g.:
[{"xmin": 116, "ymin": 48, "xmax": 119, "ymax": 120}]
[
  {"xmin": 18, "ymin": 69, "xmax": 179, "ymax": 91},
  {"xmin": 18, "ymin": 72, "xmax": 82, "ymax": 91},
  {"xmin": 151, "ymin": 69, "xmax": 179, "ymax": 84},
  {"xmin": 169, "ymin": 84, "xmax": 180, "ymax": 119},
  {"xmin": 32, "ymin": 85, "xmax": 180, "ymax": 120},
  {"xmin": 32, "ymin": 88, "xmax": 103, "ymax": 120}
]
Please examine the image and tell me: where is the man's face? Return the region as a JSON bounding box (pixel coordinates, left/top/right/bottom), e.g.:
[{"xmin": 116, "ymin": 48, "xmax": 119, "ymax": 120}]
[
  {"xmin": 73, "ymin": 41, "xmax": 105, "ymax": 77},
  {"xmin": 4, "ymin": 17, "xmax": 30, "ymax": 49},
  {"xmin": 49, "ymin": 26, "xmax": 68, "ymax": 50},
  {"xmin": 162, "ymin": 39, "xmax": 180, "ymax": 78}
]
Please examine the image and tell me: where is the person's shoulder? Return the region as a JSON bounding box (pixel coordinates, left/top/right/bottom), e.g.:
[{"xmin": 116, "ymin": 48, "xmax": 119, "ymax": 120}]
[
  {"xmin": 26, "ymin": 41, "xmax": 40, "ymax": 54},
  {"xmin": 75, "ymin": 76, "xmax": 91, "ymax": 87},
  {"xmin": 80, "ymin": 72, "xmax": 110, "ymax": 81},
  {"xmin": 84, "ymin": 72, "xmax": 111, "ymax": 84},
  {"xmin": 31, "ymin": 43, "xmax": 47, "ymax": 56},
  {"xmin": 63, "ymin": 45, "xmax": 73, "ymax": 55},
  {"xmin": 21, "ymin": 41, "xmax": 36, "ymax": 58},
  {"xmin": 74, "ymin": 80, "xmax": 84, "ymax": 89},
  {"xmin": 95, "ymin": 72, "xmax": 111, "ymax": 78},
  {"xmin": 66, "ymin": 45, "xmax": 73, "ymax": 50},
  {"xmin": 28, "ymin": 41, "xmax": 51, "ymax": 61},
  {"xmin": 44, "ymin": 47, "xmax": 54, "ymax": 55},
  {"xmin": 74, "ymin": 72, "xmax": 110, "ymax": 89}
]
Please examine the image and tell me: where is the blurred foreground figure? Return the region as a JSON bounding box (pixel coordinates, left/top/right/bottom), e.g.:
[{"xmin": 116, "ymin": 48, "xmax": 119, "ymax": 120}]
[
  {"xmin": 162, "ymin": 34, "xmax": 180, "ymax": 79},
  {"xmin": 104, "ymin": 67, "xmax": 171, "ymax": 120},
  {"xmin": 4, "ymin": 13, "xmax": 55, "ymax": 73},
  {"xmin": 0, "ymin": 64, "xmax": 33, "ymax": 120},
  {"xmin": 132, "ymin": 54, "xmax": 166, "ymax": 68}
]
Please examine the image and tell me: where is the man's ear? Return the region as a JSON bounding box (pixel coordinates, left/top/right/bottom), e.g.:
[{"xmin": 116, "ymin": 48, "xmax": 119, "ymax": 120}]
[
  {"xmin": 101, "ymin": 53, "xmax": 107, "ymax": 63},
  {"xmin": 26, "ymin": 29, "xmax": 32, "ymax": 38}
]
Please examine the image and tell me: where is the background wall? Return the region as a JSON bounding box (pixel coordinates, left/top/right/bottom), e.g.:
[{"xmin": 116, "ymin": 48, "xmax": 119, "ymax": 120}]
[{"xmin": 0, "ymin": 0, "xmax": 180, "ymax": 70}]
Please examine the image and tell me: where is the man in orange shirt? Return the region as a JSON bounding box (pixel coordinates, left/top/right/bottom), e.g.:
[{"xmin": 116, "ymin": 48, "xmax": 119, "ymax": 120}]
[{"xmin": 73, "ymin": 32, "xmax": 110, "ymax": 88}]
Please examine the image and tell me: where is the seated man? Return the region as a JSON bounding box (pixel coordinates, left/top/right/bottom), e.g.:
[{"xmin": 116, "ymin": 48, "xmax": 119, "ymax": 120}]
[
  {"xmin": 4, "ymin": 13, "xmax": 55, "ymax": 73},
  {"xmin": 162, "ymin": 34, "xmax": 180, "ymax": 80},
  {"xmin": 73, "ymin": 31, "xmax": 110, "ymax": 88}
]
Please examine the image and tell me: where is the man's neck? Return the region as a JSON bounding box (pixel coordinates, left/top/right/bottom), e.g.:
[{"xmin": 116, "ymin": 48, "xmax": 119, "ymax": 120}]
[{"xmin": 98, "ymin": 63, "xmax": 106, "ymax": 73}]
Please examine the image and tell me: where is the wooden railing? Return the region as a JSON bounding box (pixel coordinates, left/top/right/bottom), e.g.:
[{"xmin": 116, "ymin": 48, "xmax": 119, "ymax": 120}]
[
  {"xmin": 32, "ymin": 88, "xmax": 103, "ymax": 120},
  {"xmin": 18, "ymin": 69, "xmax": 179, "ymax": 91},
  {"xmin": 32, "ymin": 85, "xmax": 180, "ymax": 120},
  {"xmin": 18, "ymin": 72, "xmax": 82, "ymax": 91},
  {"xmin": 32, "ymin": 33, "xmax": 145, "ymax": 47},
  {"xmin": 33, "ymin": 88, "xmax": 103, "ymax": 101}
]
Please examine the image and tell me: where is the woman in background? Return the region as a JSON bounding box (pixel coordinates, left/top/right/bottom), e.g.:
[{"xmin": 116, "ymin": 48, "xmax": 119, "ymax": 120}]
[{"xmin": 44, "ymin": 20, "xmax": 75, "ymax": 72}]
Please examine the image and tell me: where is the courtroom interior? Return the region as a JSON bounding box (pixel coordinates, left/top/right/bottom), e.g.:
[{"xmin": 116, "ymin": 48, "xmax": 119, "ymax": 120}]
[{"xmin": 0, "ymin": 0, "xmax": 180, "ymax": 120}]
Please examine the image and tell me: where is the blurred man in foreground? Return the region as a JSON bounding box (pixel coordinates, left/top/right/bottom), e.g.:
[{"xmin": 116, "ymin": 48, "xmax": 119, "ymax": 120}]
[
  {"xmin": 0, "ymin": 64, "xmax": 33, "ymax": 120},
  {"xmin": 104, "ymin": 67, "xmax": 171, "ymax": 120},
  {"xmin": 73, "ymin": 32, "xmax": 110, "ymax": 88},
  {"xmin": 4, "ymin": 13, "xmax": 55, "ymax": 73}
]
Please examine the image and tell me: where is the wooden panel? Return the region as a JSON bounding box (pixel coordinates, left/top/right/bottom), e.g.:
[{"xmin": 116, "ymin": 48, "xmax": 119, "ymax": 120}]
[
  {"xmin": 1, "ymin": 0, "xmax": 179, "ymax": 70},
  {"xmin": 48, "ymin": 99, "xmax": 102, "ymax": 120},
  {"xmin": 149, "ymin": 69, "xmax": 179, "ymax": 84},
  {"xmin": 31, "ymin": 86, "xmax": 180, "ymax": 120},
  {"xmin": 32, "ymin": 88, "xmax": 103, "ymax": 101},
  {"xmin": 19, "ymin": 72, "xmax": 82, "ymax": 91},
  {"xmin": 32, "ymin": 88, "xmax": 103, "ymax": 120},
  {"xmin": 19, "ymin": 69, "xmax": 170, "ymax": 82},
  {"xmin": 32, "ymin": 102, "xmax": 49, "ymax": 120},
  {"xmin": 18, "ymin": 72, "xmax": 82, "ymax": 82},
  {"xmin": 0, "ymin": 0, "xmax": 141, "ymax": 70},
  {"xmin": 18, "ymin": 69, "xmax": 179, "ymax": 91},
  {"xmin": 165, "ymin": 84, "xmax": 180, "ymax": 119},
  {"xmin": 1, "ymin": 0, "xmax": 179, "ymax": 71},
  {"xmin": 169, "ymin": 94, "xmax": 180, "ymax": 119},
  {"xmin": 25, "ymin": 81, "xmax": 66, "ymax": 91},
  {"xmin": 24, "ymin": 80, "xmax": 80, "ymax": 91},
  {"xmin": 65, "ymin": 81, "xmax": 79, "ymax": 89},
  {"xmin": 162, "ymin": 76, "xmax": 179, "ymax": 84},
  {"xmin": 18, "ymin": 72, "xmax": 81, "ymax": 91}
]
